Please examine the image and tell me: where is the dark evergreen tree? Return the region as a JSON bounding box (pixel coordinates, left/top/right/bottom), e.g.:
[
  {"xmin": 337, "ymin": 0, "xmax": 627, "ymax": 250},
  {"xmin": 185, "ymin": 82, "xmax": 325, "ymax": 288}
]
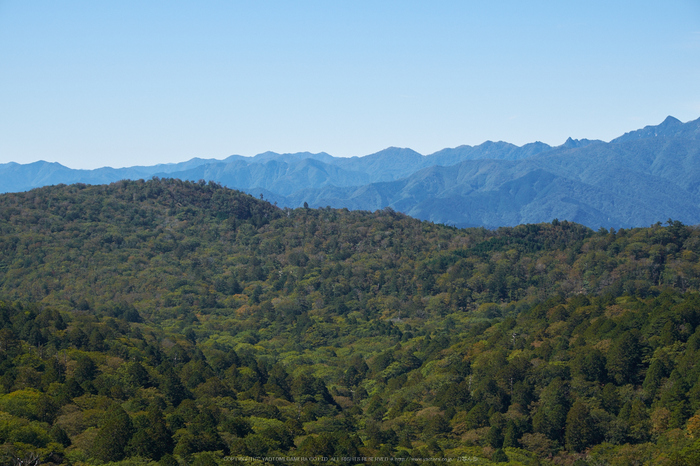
[
  {"xmin": 492, "ymin": 448, "xmax": 509, "ymax": 463},
  {"xmin": 533, "ymin": 378, "xmax": 569, "ymax": 444},
  {"xmin": 565, "ymin": 401, "xmax": 597, "ymax": 452},
  {"xmin": 91, "ymin": 404, "xmax": 135, "ymax": 462},
  {"xmin": 606, "ymin": 331, "xmax": 643, "ymax": 385}
]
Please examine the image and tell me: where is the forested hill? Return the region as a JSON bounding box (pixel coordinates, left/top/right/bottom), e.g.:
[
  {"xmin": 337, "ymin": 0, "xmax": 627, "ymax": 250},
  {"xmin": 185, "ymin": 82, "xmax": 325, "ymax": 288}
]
[{"xmin": 2, "ymin": 179, "xmax": 700, "ymax": 464}]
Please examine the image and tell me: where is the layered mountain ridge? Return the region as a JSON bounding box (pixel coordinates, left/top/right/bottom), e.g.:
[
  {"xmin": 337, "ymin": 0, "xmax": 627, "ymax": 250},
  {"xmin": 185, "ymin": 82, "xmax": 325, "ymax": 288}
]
[{"xmin": 2, "ymin": 116, "xmax": 699, "ymax": 229}]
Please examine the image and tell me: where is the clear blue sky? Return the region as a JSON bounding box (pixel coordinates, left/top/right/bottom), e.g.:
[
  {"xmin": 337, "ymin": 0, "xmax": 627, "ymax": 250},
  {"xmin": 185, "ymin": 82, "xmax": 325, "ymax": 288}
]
[{"xmin": 1, "ymin": 1, "xmax": 699, "ymax": 169}]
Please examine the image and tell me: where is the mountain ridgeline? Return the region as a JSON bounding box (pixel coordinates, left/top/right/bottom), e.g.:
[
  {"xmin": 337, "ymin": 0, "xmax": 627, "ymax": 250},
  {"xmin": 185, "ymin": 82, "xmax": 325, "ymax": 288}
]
[
  {"xmin": 2, "ymin": 180, "xmax": 700, "ymax": 464},
  {"xmin": 2, "ymin": 115, "xmax": 700, "ymax": 229}
]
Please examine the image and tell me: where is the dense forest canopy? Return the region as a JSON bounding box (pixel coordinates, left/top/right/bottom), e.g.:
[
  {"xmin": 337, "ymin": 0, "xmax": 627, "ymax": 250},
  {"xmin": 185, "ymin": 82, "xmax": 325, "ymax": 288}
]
[{"xmin": 1, "ymin": 179, "xmax": 700, "ymax": 465}]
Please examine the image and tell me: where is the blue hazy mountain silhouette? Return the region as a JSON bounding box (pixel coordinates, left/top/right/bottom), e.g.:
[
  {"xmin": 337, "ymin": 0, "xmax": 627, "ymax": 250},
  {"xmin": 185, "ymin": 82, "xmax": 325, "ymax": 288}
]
[{"xmin": 2, "ymin": 116, "xmax": 699, "ymax": 229}]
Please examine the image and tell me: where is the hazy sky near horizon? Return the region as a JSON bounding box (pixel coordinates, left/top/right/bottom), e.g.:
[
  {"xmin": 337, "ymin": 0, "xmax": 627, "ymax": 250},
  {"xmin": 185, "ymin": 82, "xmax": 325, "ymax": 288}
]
[{"xmin": 1, "ymin": 1, "xmax": 699, "ymax": 169}]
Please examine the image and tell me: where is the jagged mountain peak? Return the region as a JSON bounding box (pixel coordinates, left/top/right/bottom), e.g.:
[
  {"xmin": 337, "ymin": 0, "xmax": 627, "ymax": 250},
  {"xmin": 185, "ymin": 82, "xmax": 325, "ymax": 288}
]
[
  {"xmin": 612, "ymin": 115, "xmax": 688, "ymax": 143},
  {"xmin": 559, "ymin": 137, "xmax": 601, "ymax": 150},
  {"xmin": 660, "ymin": 115, "xmax": 682, "ymax": 126}
]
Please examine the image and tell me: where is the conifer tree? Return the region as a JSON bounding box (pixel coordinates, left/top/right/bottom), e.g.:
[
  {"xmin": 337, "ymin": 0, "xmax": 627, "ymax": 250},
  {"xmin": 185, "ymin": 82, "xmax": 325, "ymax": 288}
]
[
  {"xmin": 91, "ymin": 404, "xmax": 134, "ymax": 462},
  {"xmin": 606, "ymin": 331, "xmax": 642, "ymax": 385},
  {"xmin": 565, "ymin": 401, "xmax": 596, "ymax": 452}
]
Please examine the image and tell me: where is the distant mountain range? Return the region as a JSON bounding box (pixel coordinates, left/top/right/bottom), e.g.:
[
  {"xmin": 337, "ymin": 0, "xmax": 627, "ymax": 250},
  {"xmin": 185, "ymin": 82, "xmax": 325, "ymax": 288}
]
[{"xmin": 2, "ymin": 116, "xmax": 699, "ymax": 229}]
